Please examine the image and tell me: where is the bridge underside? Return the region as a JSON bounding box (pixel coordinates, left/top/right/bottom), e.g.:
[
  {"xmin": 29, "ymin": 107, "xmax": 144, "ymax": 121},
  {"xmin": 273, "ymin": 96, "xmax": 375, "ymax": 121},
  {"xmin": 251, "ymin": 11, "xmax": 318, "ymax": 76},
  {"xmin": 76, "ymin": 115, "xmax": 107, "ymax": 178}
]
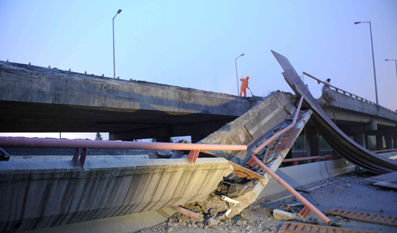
[{"xmin": 0, "ymin": 100, "xmax": 236, "ymax": 141}]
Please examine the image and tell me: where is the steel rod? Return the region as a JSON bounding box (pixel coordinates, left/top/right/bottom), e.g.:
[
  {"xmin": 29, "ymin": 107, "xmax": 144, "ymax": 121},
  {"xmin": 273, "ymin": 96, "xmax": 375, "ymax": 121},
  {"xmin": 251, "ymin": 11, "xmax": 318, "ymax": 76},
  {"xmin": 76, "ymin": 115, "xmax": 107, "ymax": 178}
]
[
  {"xmin": 173, "ymin": 206, "xmax": 203, "ymax": 220},
  {"xmin": 251, "ymin": 155, "xmax": 331, "ymax": 224},
  {"xmin": 282, "ymin": 155, "xmax": 331, "ymax": 163},
  {"xmin": 0, "ymin": 137, "xmax": 247, "ymax": 151}
]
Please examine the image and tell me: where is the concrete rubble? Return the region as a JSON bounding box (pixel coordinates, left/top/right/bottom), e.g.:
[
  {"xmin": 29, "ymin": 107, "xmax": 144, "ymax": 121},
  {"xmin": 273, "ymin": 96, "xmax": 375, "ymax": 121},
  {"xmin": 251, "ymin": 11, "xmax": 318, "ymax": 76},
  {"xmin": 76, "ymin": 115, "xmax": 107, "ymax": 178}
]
[{"xmin": 272, "ymin": 209, "xmax": 297, "ymax": 220}]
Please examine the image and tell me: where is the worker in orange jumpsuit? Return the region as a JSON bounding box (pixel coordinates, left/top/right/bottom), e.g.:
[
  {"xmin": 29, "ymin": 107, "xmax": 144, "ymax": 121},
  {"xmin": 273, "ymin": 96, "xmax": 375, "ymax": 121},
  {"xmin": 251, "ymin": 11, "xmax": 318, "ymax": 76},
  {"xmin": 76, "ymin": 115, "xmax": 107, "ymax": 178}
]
[{"xmin": 239, "ymin": 75, "xmax": 250, "ymax": 97}]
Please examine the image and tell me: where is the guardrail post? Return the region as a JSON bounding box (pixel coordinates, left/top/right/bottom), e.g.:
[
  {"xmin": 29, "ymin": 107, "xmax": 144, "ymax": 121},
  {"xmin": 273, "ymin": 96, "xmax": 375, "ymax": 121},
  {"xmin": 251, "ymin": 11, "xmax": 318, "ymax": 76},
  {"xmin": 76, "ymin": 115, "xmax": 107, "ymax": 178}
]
[
  {"xmin": 80, "ymin": 148, "xmax": 88, "ymax": 167},
  {"xmin": 72, "ymin": 148, "xmax": 88, "ymax": 168},
  {"xmin": 72, "ymin": 148, "xmax": 80, "ymax": 167},
  {"xmin": 187, "ymin": 150, "xmax": 200, "ymax": 163}
]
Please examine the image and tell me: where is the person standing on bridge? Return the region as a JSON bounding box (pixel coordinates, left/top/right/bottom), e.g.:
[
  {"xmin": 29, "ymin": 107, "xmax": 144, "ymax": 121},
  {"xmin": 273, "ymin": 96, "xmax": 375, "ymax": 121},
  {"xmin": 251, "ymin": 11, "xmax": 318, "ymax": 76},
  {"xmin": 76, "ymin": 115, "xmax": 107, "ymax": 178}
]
[
  {"xmin": 323, "ymin": 78, "xmax": 331, "ymax": 91},
  {"xmin": 239, "ymin": 75, "xmax": 250, "ymax": 97}
]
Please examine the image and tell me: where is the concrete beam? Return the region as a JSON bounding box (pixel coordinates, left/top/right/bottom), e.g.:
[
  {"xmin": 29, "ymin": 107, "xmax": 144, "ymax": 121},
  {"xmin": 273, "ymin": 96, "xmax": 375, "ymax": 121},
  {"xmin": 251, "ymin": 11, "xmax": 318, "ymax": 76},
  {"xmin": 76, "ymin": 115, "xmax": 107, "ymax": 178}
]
[{"xmin": 0, "ymin": 61, "xmax": 258, "ymax": 133}]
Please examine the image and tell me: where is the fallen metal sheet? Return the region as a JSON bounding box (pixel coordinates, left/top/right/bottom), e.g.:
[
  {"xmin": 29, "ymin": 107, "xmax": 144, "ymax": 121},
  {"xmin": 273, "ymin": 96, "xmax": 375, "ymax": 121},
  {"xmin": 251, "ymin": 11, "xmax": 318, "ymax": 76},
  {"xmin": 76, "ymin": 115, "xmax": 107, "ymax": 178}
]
[
  {"xmin": 272, "ymin": 50, "xmax": 397, "ymax": 174},
  {"xmin": 365, "ymin": 171, "xmax": 397, "ymax": 183},
  {"xmin": 326, "ymin": 208, "xmax": 397, "ymax": 227},
  {"xmin": 278, "ymin": 221, "xmax": 391, "ymax": 233},
  {"xmin": 372, "ymin": 181, "xmax": 397, "ymax": 190},
  {"xmin": 366, "ymin": 172, "xmax": 397, "ymax": 190},
  {"xmin": 0, "ymin": 157, "xmax": 232, "ymax": 232}
]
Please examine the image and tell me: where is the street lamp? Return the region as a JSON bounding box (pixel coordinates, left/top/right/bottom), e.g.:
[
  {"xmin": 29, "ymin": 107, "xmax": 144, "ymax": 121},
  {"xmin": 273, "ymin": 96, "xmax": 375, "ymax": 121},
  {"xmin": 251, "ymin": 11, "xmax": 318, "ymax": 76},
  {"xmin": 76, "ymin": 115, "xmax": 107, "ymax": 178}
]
[
  {"xmin": 235, "ymin": 53, "xmax": 245, "ymax": 95},
  {"xmin": 385, "ymin": 58, "xmax": 397, "ymax": 82},
  {"xmin": 112, "ymin": 9, "xmax": 122, "ymax": 79},
  {"xmin": 354, "ymin": 21, "xmax": 379, "ymax": 105}
]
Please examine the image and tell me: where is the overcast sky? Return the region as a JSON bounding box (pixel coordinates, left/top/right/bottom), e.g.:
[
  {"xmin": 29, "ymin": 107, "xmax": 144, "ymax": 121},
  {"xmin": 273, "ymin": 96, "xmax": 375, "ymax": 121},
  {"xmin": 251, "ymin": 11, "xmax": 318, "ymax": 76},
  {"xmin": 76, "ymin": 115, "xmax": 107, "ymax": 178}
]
[{"xmin": 1, "ymin": 0, "xmax": 397, "ymax": 139}]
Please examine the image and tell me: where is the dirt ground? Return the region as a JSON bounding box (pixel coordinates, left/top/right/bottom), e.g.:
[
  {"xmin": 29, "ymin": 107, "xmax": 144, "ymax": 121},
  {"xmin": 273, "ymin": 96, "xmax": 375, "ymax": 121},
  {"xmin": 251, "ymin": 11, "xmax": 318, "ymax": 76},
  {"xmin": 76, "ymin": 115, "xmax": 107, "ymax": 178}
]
[{"xmin": 134, "ymin": 172, "xmax": 397, "ymax": 233}]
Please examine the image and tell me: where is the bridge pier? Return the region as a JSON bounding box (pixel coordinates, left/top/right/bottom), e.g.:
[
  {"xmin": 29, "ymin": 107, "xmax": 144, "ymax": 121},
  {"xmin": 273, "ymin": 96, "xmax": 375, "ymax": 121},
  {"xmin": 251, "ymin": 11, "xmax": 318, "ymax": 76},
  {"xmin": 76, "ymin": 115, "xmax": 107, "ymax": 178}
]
[
  {"xmin": 376, "ymin": 134, "xmax": 384, "ymax": 150},
  {"xmin": 305, "ymin": 126, "xmax": 319, "ymax": 156},
  {"xmin": 385, "ymin": 135, "xmax": 393, "ymax": 149},
  {"xmin": 352, "ymin": 131, "xmax": 367, "ymax": 148}
]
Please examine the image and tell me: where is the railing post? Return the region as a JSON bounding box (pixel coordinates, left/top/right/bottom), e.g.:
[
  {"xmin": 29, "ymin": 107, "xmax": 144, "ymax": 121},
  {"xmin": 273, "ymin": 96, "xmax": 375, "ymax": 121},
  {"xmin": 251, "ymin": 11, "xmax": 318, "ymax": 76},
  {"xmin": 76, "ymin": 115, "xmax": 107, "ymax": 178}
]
[
  {"xmin": 80, "ymin": 148, "xmax": 88, "ymax": 167},
  {"xmin": 72, "ymin": 148, "xmax": 80, "ymax": 167},
  {"xmin": 187, "ymin": 150, "xmax": 200, "ymax": 163}
]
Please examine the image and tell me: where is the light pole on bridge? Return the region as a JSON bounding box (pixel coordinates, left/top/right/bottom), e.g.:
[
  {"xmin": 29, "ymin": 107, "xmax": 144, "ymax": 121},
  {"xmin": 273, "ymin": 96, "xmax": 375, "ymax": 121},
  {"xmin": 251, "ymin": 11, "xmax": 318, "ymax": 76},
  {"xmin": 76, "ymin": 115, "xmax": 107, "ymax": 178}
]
[
  {"xmin": 354, "ymin": 21, "xmax": 379, "ymax": 106},
  {"xmin": 235, "ymin": 53, "xmax": 245, "ymax": 95},
  {"xmin": 112, "ymin": 9, "xmax": 122, "ymax": 79}
]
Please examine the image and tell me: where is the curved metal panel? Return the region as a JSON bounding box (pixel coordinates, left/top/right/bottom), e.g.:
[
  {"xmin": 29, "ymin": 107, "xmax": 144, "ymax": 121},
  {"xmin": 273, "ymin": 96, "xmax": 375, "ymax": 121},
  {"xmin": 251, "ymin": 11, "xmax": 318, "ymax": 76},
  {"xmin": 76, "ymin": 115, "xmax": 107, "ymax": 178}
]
[{"xmin": 272, "ymin": 50, "xmax": 397, "ymax": 174}]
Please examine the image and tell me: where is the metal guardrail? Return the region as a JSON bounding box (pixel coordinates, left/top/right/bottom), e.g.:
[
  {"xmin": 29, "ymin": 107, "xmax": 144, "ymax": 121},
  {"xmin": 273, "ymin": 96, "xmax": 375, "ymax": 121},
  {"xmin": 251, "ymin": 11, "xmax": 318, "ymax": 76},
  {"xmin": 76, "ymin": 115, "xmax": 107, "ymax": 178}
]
[
  {"xmin": 302, "ymin": 72, "xmax": 396, "ymax": 114},
  {"xmin": 282, "ymin": 155, "xmax": 332, "ymax": 165},
  {"xmin": 374, "ymin": 148, "xmax": 397, "ymax": 154},
  {"xmin": 0, "ymin": 137, "xmax": 247, "ymax": 166}
]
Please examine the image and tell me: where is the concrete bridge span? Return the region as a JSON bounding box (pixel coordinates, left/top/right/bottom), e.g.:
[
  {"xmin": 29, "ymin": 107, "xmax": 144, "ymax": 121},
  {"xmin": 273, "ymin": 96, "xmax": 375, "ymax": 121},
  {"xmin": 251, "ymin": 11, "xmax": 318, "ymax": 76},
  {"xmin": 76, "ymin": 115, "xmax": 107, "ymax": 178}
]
[
  {"xmin": 1, "ymin": 60, "xmax": 397, "ymax": 147},
  {"xmin": 0, "ymin": 61, "xmax": 259, "ymax": 141}
]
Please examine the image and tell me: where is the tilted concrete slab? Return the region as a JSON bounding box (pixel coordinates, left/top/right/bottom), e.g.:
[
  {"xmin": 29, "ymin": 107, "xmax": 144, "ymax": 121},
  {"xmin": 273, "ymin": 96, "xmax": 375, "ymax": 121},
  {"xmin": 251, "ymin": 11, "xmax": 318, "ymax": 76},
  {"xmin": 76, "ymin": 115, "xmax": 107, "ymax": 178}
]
[
  {"xmin": 189, "ymin": 91, "xmax": 312, "ymax": 218},
  {"xmin": 0, "ymin": 61, "xmax": 259, "ymax": 140},
  {"xmin": 0, "ymin": 157, "xmax": 232, "ymax": 232},
  {"xmin": 200, "ymin": 91, "xmax": 298, "ymax": 163}
]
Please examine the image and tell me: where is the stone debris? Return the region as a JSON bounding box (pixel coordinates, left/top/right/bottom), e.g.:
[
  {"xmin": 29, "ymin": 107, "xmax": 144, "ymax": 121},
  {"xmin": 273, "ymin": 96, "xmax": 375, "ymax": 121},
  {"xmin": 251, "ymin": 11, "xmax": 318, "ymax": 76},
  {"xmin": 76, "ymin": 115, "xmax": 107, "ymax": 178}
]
[
  {"xmin": 272, "ymin": 209, "xmax": 298, "ymax": 220},
  {"xmin": 206, "ymin": 218, "xmax": 219, "ymax": 228}
]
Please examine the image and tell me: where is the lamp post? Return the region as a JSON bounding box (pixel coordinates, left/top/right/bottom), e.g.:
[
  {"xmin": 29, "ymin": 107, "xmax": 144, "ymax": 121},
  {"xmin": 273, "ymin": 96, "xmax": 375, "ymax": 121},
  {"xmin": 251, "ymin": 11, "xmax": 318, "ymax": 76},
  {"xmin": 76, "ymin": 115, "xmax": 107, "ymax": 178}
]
[
  {"xmin": 112, "ymin": 9, "xmax": 122, "ymax": 79},
  {"xmin": 385, "ymin": 58, "xmax": 397, "ymax": 82},
  {"xmin": 235, "ymin": 53, "xmax": 245, "ymax": 95},
  {"xmin": 354, "ymin": 21, "xmax": 379, "ymax": 105}
]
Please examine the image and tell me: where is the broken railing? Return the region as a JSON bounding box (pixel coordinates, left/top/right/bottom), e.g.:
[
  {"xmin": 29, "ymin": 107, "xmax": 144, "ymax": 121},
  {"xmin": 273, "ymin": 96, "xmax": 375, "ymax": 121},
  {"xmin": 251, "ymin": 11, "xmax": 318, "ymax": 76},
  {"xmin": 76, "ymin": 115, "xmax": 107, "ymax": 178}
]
[
  {"xmin": 0, "ymin": 137, "xmax": 247, "ymax": 166},
  {"xmin": 247, "ymin": 96, "xmax": 332, "ymax": 224}
]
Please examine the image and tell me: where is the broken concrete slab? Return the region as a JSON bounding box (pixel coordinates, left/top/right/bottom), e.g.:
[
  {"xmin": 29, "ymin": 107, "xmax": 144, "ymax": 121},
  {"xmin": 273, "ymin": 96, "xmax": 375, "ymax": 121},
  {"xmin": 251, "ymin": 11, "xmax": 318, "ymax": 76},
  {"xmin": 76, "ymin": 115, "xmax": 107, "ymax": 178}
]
[
  {"xmin": 0, "ymin": 157, "xmax": 232, "ymax": 232},
  {"xmin": 189, "ymin": 92, "xmax": 312, "ymax": 219}
]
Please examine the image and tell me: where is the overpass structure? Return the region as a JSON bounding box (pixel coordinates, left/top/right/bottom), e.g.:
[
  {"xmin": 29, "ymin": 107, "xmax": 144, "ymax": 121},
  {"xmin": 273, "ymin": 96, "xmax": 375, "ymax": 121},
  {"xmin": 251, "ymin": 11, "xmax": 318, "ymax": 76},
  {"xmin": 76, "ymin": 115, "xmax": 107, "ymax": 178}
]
[
  {"xmin": 0, "ymin": 60, "xmax": 396, "ymax": 148},
  {"xmin": 0, "ymin": 61, "xmax": 259, "ymax": 142},
  {"xmin": 0, "ymin": 54, "xmax": 397, "ymax": 232}
]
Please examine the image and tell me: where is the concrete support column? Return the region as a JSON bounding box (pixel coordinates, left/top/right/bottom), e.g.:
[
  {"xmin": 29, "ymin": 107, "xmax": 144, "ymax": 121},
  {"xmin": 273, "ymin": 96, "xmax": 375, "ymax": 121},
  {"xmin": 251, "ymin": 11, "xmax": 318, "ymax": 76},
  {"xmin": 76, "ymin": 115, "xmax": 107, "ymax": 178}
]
[
  {"xmin": 385, "ymin": 135, "xmax": 393, "ymax": 149},
  {"xmin": 353, "ymin": 132, "xmax": 366, "ymax": 148},
  {"xmin": 305, "ymin": 127, "xmax": 319, "ymax": 156},
  {"xmin": 376, "ymin": 134, "xmax": 383, "ymax": 150},
  {"xmin": 393, "ymin": 136, "xmax": 397, "ymax": 148}
]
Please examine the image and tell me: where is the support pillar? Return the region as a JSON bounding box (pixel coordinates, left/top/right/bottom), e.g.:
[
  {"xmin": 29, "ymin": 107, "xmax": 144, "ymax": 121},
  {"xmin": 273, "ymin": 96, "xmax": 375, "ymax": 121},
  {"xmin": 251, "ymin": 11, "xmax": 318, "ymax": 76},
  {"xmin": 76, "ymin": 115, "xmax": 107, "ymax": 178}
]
[
  {"xmin": 393, "ymin": 136, "xmax": 397, "ymax": 148},
  {"xmin": 385, "ymin": 135, "xmax": 393, "ymax": 149},
  {"xmin": 376, "ymin": 134, "xmax": 383, "ymax": 150},
  {"xmin": 305, "ymin": 127, "xmax": 319, "ymax": 156},
  {"xmin": 353, "ymin": 131, "xmax": 366, "ymax": 148}
]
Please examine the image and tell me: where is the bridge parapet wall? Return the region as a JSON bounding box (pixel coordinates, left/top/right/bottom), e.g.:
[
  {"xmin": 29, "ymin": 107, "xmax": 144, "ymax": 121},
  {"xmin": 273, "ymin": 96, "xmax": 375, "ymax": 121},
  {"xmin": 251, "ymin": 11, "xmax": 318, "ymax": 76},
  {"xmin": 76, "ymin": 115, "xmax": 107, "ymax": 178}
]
[{"xmin": 318, "ymin": 88, "xmax": 397, "ymax": 123}]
